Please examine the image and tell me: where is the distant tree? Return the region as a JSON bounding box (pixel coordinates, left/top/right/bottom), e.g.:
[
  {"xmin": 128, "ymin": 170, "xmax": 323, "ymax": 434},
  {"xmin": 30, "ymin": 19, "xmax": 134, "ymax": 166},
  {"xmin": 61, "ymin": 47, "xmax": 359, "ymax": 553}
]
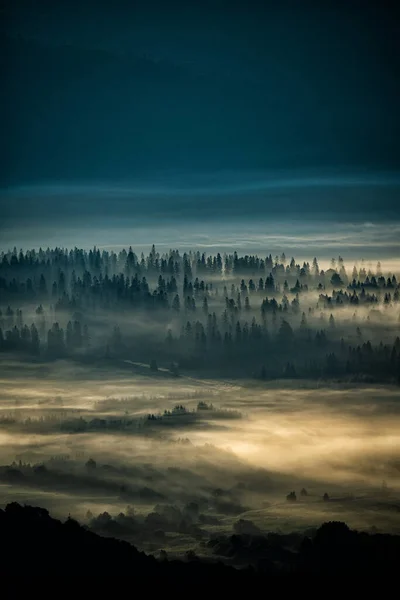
[
  {"xmin": 85, "ymin": 458, "xmax": 97, "ymax": 470},
  {"xmin": 330, "ymin": 273, "xmax": 343, "ymax": 287},
  {"xmin": 286, "ymin": 491, "xmax": 297, "ymax": 502},
  {"xmin": 30, "ymin": 324, "xmax": 40, "ymax": 354},
  {"xmin": 283, "ymin": 362, "xmax": 296, "ymax": 378},
  {"xmin": 39, "ymin": 274, "xmax": 47, "ymax": 295},
  {"xmin": 172, "ymin": 294, "xmax": 180, "ymax": 312},
  {"xmin": 278, "ymin": 319, "xmax": 294, "ymax": 343}
]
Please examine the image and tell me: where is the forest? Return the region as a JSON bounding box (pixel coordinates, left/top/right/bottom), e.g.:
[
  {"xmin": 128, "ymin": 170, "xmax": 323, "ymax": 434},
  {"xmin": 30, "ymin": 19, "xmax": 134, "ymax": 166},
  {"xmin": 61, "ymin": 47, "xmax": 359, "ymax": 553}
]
[
  {"xmin": 0, "ymin": 244, "xmax": 399, "ymax": 570},
  {"xmin": 1, "ymin": 245, "xmax": 399, "ymax": 382},
  {"xmin": 2, "ymin": 0, "xmax": 399, "ymax": 583}
]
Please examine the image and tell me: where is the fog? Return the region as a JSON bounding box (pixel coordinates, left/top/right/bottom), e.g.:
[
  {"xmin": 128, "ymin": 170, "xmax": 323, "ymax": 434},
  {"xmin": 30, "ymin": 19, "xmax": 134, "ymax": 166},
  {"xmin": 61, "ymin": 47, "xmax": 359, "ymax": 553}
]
[
  {"xmin": 3, "ymin": 367, "xmax": 398, "ymax": 488},
  {"xmin": 1, "ymin": 362, "xmax": 399, "ymax": 554},
  {"xmin": 2, "ymin": 0, "xmax": 399, "ymax": 575},
  {"xmin": 1, "ymin": 243, "xmax": 399, "ymax": 557}
]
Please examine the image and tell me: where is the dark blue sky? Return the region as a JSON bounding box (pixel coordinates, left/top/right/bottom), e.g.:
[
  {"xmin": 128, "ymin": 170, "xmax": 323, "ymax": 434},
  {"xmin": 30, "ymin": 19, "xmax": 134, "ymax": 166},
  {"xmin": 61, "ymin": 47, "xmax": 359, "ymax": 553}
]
[{"xmin": 1, "ymin": 0, "xmax": 399, "ymax": 217}]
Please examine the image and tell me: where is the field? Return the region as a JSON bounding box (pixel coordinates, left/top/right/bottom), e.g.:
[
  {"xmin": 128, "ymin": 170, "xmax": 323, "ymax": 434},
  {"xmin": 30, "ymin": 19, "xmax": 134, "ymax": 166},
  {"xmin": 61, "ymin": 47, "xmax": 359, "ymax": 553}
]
[{"xmin": 1, "ymin": 357, "xmax": 399, "ymax": 558}]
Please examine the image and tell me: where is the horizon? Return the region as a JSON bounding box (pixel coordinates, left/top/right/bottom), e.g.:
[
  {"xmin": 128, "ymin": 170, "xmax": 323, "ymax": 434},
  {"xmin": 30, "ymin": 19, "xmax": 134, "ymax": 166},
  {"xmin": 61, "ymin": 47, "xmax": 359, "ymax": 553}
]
[{"xmin": 1, "ymin": 0, "xmax": 400, "ymax": 578}]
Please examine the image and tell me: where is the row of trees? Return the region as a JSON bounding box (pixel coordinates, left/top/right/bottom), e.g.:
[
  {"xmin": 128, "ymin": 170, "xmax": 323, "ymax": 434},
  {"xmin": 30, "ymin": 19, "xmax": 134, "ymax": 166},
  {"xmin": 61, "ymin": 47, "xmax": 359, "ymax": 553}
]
[
  {"xmin": 1, "ymin": 245, "xmax": 395, "ymax": 285},
  {"xmin": 2, "ymin": 312, "xmax": 399, "ymax": 383},
  {"xmin": 1, "ymin": 246, "xmax": 399, "ymax": 380},
  {"xmin": 0, "ymin": 320, "xmax": 89, "ymax": 355},
  {"xmin": 1, "ymin": 274, "xmax": 399, "ymax": 321}
]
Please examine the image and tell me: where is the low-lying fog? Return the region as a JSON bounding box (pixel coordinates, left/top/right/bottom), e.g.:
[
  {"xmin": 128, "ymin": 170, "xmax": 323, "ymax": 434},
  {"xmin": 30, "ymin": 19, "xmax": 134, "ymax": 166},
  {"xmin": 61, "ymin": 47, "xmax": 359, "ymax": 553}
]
[
  {"xmin": 1, "ymin": 359, "xmax": 399, "ymax": 555},
  {"xmin": 1, "ymin": 231, "xmax": 399, "ymax": 557}
]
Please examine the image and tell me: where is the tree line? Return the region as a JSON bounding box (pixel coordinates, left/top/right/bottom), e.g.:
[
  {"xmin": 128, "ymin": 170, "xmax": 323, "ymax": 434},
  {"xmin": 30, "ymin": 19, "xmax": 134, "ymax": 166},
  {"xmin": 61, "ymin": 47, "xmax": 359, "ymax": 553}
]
[{"xmin": 0, "ymin": 246, "xmax": 399, "ymax": 381}]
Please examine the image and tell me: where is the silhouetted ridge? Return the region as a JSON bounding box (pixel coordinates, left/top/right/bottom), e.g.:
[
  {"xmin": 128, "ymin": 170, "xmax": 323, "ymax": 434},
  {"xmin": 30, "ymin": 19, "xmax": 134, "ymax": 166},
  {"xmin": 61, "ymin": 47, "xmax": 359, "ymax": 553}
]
[
  {"xmin": 1, "ymin": 503, "xmax": 399, "ymax": 578},
  {"xmin": 0, "ymin": 503, "xmax": 251, "ymax": 579}
]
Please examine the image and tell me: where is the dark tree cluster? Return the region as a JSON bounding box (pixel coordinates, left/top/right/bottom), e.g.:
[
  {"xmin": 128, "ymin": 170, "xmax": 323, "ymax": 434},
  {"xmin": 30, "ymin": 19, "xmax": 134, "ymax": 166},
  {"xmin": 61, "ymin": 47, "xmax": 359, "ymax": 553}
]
[
  {"xmin": 1, "ymin": 246, "xmax": 399, "ymax": 381},
  {"xmin": 1, "ymin": 503, "xmax": 399, "ymax": 579}
]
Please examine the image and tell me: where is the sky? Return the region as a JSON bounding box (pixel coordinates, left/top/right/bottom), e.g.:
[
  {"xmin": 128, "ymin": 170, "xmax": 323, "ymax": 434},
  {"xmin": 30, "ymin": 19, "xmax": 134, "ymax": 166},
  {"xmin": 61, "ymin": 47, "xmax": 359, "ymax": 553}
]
[{"xmin": 0, "ymin": 0, "xmax": 399, "ymax": 225}]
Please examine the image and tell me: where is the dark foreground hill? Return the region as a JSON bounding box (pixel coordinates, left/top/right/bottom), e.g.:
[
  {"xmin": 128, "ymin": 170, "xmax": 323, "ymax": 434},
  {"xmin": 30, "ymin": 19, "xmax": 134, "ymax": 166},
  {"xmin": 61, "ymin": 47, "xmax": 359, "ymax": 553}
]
[
  {"xmin": 1, "ymin": 503, "xmax": 399, "ymax": 580},
  {"xmin": 0, "ymin": 502, "xmax": 253, "ymax": 581}
]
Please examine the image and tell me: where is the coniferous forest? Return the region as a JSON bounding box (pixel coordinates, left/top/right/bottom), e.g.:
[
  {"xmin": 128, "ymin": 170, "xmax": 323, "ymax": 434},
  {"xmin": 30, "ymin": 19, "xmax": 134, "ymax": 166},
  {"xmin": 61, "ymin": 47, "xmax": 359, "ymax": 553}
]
[
  {"xmin": 2, "ymin": 0, "xmax": 400, "ymax": 583},
  {"xmin": 1, "ymin": 246, "xmax": 399, "ymax": 382},
  {"xmin": 0, "ymin": 245, "xmax": 399, "ymax": 579}
]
